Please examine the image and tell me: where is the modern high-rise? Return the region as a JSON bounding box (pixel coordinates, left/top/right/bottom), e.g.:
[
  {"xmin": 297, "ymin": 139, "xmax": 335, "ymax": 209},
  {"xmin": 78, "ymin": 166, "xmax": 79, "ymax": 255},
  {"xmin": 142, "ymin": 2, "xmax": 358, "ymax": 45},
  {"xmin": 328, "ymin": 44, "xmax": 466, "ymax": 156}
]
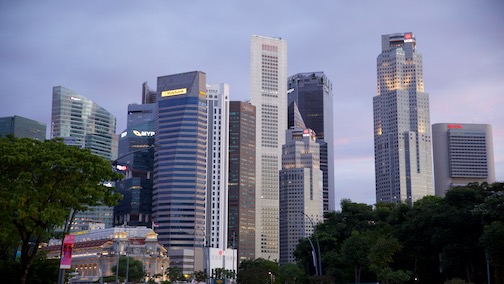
[
  {"xmin": 432, "ymin": 123, "xmax": 495, "ymax": 196},
  {"xmin": 279, "ymin": 128, "xmax": 323, "ymax": 264},
  {"xmin": 373, "ymin": 33, "xmax": 434, "ymax": 204},
  {"xmin": 288, "ymin": 72, "xmax": 334, "ymax": 212},
  {"xmin": 228, "ymin": 101, "xmax": 256, "ymax": 263},
  {"xmin": 51, "ymin": 86, "xmax": 118, "ymax": 229},
  {"xmin": 114, "ymin": 103, "xmax": 156, "ymax": 227},
  {"xmin": 51, "ymin": 86, "xmax": 118, "ymax": 161},
  {"xmin": 0, "ymin": 115, "xmax": 46, "ymax": 140},
  {"xmin": 250, "ymin": 35, "xmax": 288, "ymax": 260},
  {"xmin": 153, "ymin": 71, "xmax": 207, "ymax": 274},
  {"xmin": 206, "ymin": 83, "xmax": 230, "ymax": 249}
]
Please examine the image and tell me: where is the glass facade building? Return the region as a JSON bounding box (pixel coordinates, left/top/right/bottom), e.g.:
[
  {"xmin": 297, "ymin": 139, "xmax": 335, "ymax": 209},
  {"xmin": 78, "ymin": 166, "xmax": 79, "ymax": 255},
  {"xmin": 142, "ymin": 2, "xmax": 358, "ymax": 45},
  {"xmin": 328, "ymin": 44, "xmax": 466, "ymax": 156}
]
[
  {"xmin": 0, "ymin": 115, "xmax": 46, "ymax": 140},
  {"xmin": 153, "ymin": 71, "xmax": 207, "ymax": 274},
  {"xmin": 373, "ymin": 33, "xmax": 434, "ymax": 204},
  {"xmin": 228, "ymin": 101, "xmax": 256, "ymax": 263},
  {"xmin": 288, "ymin": 72, "xmax": 334, "ymax": 212}
]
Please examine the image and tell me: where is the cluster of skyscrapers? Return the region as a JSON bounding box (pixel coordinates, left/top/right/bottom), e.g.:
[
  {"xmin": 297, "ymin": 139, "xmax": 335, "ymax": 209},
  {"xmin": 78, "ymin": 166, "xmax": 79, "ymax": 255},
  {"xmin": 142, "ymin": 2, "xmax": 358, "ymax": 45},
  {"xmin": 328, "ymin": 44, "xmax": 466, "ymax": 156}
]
[{"xmin": 0, "ymin": 32, "xmax": 497, "ymax": 275}]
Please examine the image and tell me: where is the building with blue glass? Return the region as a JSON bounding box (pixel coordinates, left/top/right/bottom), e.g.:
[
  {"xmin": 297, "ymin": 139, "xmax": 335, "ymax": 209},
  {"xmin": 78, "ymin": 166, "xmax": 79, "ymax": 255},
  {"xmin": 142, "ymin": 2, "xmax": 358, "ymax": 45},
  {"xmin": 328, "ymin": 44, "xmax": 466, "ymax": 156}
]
[
  {"xmin": 0, "ymin": 115, "xmax": 46, "ymax": 140},
  {"xmin": 153, "ymin": 71, "xmax": 208, "ymax": 274}
]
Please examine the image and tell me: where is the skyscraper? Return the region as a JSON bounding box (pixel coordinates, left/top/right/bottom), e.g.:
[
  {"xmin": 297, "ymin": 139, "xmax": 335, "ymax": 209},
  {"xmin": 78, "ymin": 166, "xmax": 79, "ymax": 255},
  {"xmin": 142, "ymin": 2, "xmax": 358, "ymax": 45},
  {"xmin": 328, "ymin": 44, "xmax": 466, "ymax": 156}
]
[
  {"xmin": 51, "ymin": 86, "xmax": 118, "ymax": 229},
  {"xmin": 228, "ymin": 101, "xmax": 256, "ymax": 263},
  {"xmin": 52, "ymin": 86, "xmax": 118, "ymax": 161},
  {"xmin": 432, "ymin": 123, "xmax": 496, "ymax": 196},
  {"xmin": 373, "ymin": 33, "xmax": 434, "ymax": 204},
  {"xmin": 153, "ymin": 71, "xmax": 207, "ymax": 274},
  {"xmin": 250, "ymin": 35, "xmax": 287, "ymax": 260},
  {"xmin": 114, "ymin": 103, "xmax": 156, "ymax": 227},
  {"xmin": 288, "ymin": 72, "xmax": 334, "ymax": 212},
  {"xmin": 0, "ymin": 115, "xmax": 46, "ymax": 140},
  {"xmin": 206, "ymin": 83, "xmax": 229, "ymax": 250},
  {"xmin": 279, "ymin": 128, "xmax": 323, "ymax": 264}
]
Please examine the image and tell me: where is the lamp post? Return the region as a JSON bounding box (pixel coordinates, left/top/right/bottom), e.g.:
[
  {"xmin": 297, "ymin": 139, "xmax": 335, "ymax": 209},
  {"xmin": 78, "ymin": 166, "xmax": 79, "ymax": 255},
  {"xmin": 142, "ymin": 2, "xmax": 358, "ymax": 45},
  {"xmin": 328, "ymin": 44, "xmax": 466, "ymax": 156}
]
[{"xmin": 302, "ymin": 213, "xmax": 322, "ymax": 276}]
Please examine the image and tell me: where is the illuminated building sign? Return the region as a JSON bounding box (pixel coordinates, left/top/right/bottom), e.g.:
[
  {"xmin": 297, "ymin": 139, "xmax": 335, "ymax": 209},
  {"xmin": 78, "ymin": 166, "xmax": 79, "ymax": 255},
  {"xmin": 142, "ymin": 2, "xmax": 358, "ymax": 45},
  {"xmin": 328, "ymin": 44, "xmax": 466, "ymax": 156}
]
[
  {"xmin": 161, "ymin": 88, "xmax": 187, "ymax": 97},
  {"xmin": 120, "ymin": 131, "xmax": 127, "ymax": 138},
  {"xmin": 133, "ymin": 130, "xmax": 155, "ymax": 137},
  {"xmin": 448, "ymin": 124, "xmax": 463, "ymax": 129},
  {"xmin": 404, "ymin": 33, "xmax": 414, "ymax": 43},
  {"xmin": 199, "ymin": 91, "xmax": 207, "ymax": 96}
]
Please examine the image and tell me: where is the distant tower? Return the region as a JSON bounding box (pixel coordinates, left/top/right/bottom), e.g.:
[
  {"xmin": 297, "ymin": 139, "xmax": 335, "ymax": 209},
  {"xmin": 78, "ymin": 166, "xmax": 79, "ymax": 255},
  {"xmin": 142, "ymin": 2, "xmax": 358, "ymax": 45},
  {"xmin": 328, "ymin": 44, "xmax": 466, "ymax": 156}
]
[
  {"xmin": 153, "ymin": 71, "xmax": 207, "ymax": 275},
  {"xmin": 51, "ymin": 86, "xmax": 117, "ymax": 230},
  {"xmin": 142, "ymin": 81, "xmax": 157, "ymax": 104},
  {"xmin": 279, "ymin": 127, "xmax": 323, "ymax": 264},
  {"xmin": 228, "ymin": 101, "xmax": 256, "ymax": 263},
  {"xmin": 288, "ymin": 72, "xmax": 334, "ymax": 212},
  {"xmin": 250, "ymin": 35, "xmax": 287, "ymax": 260},
  {"xmin": 432, "ymin": 123, "xmax": 496, "ymax": 196},
  {"xmin": 373, "ymin": 33, "xmax": 434, "ymax": 204},
  {"xmin": 0, "ymin": 115, "xmax": 46, "ymax": 140},
  {"xmin": 206, "ymin": 83, "xmax": 230, "ymax": 250}
]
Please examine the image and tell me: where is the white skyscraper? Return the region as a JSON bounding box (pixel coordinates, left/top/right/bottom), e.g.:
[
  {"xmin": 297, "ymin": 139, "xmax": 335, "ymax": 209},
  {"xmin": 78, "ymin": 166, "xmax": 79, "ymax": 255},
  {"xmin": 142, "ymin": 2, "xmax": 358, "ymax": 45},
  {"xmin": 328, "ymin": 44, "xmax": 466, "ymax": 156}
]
[
  {"xmin": 432, "ymin": 123, "xmax": 495, "ymax": 196},
  {"xmin": 206, "ymin": 83, "xmax": 230, "ymax": 249},
  {"xmin": 250, "ymin": 35, "xmax": 287, "ymax": 260},
  {"xmin": 279, "ymin": 128, "xmax": 323, "ymax": 264},
  {"xmin": 373, "ymin": 33, "xmax": 434, "ymax": 204}
]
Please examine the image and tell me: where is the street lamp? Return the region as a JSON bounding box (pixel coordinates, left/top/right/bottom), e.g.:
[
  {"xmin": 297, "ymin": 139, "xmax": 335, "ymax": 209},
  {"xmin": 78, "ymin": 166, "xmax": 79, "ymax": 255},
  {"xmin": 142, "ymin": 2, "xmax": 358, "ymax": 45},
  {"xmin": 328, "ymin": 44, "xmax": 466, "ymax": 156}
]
[{"xmin": 302, "ymin": 213, "xmax": 322, "ymax": 276}]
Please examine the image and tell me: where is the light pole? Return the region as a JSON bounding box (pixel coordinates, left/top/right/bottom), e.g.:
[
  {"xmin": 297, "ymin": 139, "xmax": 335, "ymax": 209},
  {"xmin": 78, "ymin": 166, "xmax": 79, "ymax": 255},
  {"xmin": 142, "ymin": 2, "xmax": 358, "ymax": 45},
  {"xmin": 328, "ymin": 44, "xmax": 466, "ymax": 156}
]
[{"xmin": 302, "ymin": 213, "xmax": 322, "ymax": 276}]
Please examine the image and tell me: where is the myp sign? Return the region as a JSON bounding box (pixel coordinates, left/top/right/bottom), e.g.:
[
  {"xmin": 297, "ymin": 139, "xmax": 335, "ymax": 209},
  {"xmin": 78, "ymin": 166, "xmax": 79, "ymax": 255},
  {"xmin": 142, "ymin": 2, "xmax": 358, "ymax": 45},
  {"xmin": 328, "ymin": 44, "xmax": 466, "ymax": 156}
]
[{"xmin": 213, "ymin": 279, "xmax": 225, "ymax": 284}]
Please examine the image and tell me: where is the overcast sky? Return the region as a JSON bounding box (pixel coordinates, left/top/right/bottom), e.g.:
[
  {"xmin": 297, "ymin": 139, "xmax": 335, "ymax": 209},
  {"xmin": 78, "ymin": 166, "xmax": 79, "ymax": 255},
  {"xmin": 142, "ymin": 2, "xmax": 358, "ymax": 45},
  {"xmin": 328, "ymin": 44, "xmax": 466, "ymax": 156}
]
[{"xmin": 1, "ymin": 1, "xmax": 503, "ymax": 207}]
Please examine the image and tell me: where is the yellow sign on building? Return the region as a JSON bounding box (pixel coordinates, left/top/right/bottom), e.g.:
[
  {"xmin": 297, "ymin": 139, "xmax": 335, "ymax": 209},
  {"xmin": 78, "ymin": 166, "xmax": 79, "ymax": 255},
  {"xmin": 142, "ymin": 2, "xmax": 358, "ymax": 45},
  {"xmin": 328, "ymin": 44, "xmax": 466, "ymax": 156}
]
[{"xmin": 161, "ymin": 88, "xmax": 187, "ymax": 97}]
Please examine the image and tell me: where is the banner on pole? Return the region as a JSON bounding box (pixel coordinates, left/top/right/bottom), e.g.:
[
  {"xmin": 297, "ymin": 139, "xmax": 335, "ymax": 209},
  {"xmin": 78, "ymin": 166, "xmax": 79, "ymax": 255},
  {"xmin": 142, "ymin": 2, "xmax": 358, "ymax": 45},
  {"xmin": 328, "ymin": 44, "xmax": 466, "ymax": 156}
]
[{"xmin": 59, "ymin": 234, "xmax": 75, "ymax": 269}]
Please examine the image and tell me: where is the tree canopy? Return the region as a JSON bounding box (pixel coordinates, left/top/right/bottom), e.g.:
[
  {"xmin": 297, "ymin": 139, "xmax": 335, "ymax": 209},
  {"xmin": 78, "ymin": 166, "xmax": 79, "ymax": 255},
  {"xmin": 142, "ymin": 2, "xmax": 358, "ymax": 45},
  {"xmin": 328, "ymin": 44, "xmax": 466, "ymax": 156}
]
[{"xmin": 0, "ymin": 137, "xmax": 122, "ymax": 284}]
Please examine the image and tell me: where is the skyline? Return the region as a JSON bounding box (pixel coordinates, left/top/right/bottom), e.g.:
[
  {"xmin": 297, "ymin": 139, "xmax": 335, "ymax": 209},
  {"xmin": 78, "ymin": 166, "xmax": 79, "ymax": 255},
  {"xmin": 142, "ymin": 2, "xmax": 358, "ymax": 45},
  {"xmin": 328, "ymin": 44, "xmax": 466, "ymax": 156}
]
[{"xmin": 1, "ymin": 1, "xmax": 503, "ymax": 207}]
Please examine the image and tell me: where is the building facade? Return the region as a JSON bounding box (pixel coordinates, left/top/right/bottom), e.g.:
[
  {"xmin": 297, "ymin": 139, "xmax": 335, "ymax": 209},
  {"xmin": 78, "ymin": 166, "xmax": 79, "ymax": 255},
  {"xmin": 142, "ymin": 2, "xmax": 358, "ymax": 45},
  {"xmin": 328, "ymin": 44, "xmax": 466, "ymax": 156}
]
[
  {"xmin": 279, "ymin": 128, "xmax": 323, "ymax": 264},
  {"xmin": 373, "ymin": 33, "xmax": 434, "ymax": 204},
  {"xmin": 250, "ymin": 35, "xmax": 287, "ymax": 260},
  {"xmin": 432, "ymin": 123, "xmax": 496, "ymax": 196},
  {"xmin": 228, "ymin": 101, "xmax": 256, "ymax": 263},
  {"xmin": 51, "ymin": 86, "xmax": 118, "ymax": 229},
  {"xmin": 0, "ymin": 115, "xmax": 46, "ymax": 140},
  {"xmin": 206, "ymin": 83, "xmax": 230, "ymax": 250},
  {"xmin": 287, "ymin": 72, "xmax": 335, "ymax": 212},
  {"xmin": 114, "ymin": 103, "xmax": 156, "ymax": 227},
  {"xmin": 153, "ymin": 71, "xmax": 208, "ymax": 275}
]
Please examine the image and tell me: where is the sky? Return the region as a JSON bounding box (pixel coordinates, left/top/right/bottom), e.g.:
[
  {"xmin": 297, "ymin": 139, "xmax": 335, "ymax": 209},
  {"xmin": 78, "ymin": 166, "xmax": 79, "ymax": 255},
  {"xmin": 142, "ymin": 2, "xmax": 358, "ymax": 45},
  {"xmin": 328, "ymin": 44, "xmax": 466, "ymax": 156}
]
[{"xmin": 1, "ymin": 1, "xmax": 503, "ymax": 207}]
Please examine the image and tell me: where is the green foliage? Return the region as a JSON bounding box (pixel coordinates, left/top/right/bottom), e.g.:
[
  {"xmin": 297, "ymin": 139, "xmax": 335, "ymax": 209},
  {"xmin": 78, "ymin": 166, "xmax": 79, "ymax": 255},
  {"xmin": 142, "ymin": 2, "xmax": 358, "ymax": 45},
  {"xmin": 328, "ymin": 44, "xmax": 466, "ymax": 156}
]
[
  {"xmin": 237, "ymin": 258, "xmax": 278, "ymax": 284},
  {"xmin": 0, "ymin": 137, "xmax": 122, "ymax": 284},
  {"xmin": 278, "ymin": 263, "xmax": 305, "ymax": 284},
  {"xmin": 111, "ymin": 256, "xmax": 145, "ymax": 283},
  {"xmin": 194, "ymin": 270, "xmax": 207, "ymax": 282},
  {"xmin": 166, "ymin": 266, "xmax": 185, "ymax": 281}
]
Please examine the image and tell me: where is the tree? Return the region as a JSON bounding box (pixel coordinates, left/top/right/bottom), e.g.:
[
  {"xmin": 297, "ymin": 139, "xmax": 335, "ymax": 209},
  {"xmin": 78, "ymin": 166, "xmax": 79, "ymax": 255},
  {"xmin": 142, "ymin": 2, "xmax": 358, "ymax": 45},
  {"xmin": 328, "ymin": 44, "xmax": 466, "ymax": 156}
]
[
  {"xmin": 341, "ymin": 232, "xmax": 371, "ymax": 283},
  {"xmin": 0, "ymin": 137, "xmax": 122, "ymax": 284},
  {"xmin": 194, "ymin": 270, "xmax": 207, "ymax": 282},
  {"xmin": 278, "ymin": 263, "xmax": 305, "ymax": 284},
  {"xmin": 368, "ymin": 237, "xmax": 410, "ymax": 284},
  {"xmin": 166, "ymin": 266, "xmax": 185, "ymax": 282},
  {"xmin": 111, "ymin": 256, "xmax": 145, "ymax": 283},
  {"xmin": 237, "ymin": 258, "xmax": 278, "ymax": 284}
]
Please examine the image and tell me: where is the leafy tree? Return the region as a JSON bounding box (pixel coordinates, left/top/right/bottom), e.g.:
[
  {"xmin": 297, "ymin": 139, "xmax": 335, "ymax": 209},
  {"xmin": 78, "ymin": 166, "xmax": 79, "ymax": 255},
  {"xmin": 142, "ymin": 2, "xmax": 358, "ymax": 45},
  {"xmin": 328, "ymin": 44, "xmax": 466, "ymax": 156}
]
[
  {"xmin": 368, "ymin": 237, "xmax": 410, "ymax": 284},
  {"xmin": 111, "ymin": 256, "xmax": 145, "ymax": 283},
  {"xmin": 194, "ymin": 270, "xmax": 207, "ymax": 282},
  {"xmin": 0, "ymin": 137, "xmax": 122, "ymax": 284},
  {"xmin": 278, "ymin": 263, "xmax": 305, "ymax": 284},
  {"xmin": 341, "ymin": 232, "xmax": 371, "ymax": 283},
  {"xmin": 166, "ymin": 266, "xmax": 185, "ymax": 282},
  {"xmin": 237, "ymin": 258, "xmax": 278, "ymax": 284}
]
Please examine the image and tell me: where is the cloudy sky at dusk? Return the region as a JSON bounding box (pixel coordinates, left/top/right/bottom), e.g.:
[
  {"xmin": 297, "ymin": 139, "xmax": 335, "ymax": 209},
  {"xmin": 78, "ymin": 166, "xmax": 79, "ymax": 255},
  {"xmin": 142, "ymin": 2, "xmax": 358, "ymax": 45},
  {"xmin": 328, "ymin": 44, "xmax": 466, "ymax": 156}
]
[{"xmin": 1, "ymin": 1, "xmax": 503, "ymax": 207}]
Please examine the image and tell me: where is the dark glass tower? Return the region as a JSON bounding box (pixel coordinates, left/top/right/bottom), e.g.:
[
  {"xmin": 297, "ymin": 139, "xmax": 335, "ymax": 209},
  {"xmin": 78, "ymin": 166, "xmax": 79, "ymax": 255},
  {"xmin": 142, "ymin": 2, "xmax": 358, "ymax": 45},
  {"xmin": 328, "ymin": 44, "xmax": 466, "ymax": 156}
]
[
  {"xmin": 228, "ymin": 101, "xmax": 256, "ymax": 264},
  {"xmin": 153, "ymin": 71, "xmax": 207, "ymax": 274},
  {"xmin": 288, "ymin": 72, "xmax": 334, "ymax": 212},
  {"xmin": 114, "ymin": 103, "xmax": 156, "ymax": 227}
]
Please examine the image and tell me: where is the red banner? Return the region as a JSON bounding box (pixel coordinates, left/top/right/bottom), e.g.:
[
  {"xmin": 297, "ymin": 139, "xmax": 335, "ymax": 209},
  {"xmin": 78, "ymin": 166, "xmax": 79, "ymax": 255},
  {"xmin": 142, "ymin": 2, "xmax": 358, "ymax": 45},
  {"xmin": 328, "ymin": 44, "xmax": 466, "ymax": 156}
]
[{"xmin": 60, "ymin": 234, "xmax": 75, "ymax": 269}]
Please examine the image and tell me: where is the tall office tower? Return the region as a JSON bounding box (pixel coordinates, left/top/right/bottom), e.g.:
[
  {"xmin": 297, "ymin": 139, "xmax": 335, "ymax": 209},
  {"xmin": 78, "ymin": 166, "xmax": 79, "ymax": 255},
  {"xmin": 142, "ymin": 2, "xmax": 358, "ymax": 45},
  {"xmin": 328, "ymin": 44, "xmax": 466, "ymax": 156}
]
[
  {"xmin": 288, "ymin": 72, "xmax": 335, "ymax": 212},
  {"xmin": 142, "ymin": 81, "xmax": 157, "ymax": 104},
  {"xmin": 279, "ymin": 128, "xmax": 323, "ymax": 264},
  {"xmin": 114, "ymin": 103, "xmax": 156, "ymax": 227},
  {"xmin": 250, "ymin": 35, "xmax": 287, "ymax": 260},
  {"xmin": 432, "ymin": 123, "xmax": 496, "ymax": 196},
  {"xmin": 228, "ymin": 101, "xmax": 256, "ymax": 263},
  {"xmin": 52, "ymin": 86, "xmax": 118, "ymax": 161},
  {"xmin": 0, "ymin": 115, "xmax": 46, "ymax": 140},
  {"xmin": 206, "ymin": 83, "xmax": 230, "ymax": 249},
  {"xmin": 373, "ymin": 33, "xmax": 434, "ymax": 204},
  {"xmin": 51, "ymin": 86, "xmax": 118, "ymax": 230},
  {"xmin": 153, "ymin": 71, "xmax": 208, "ymax": 274}
]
